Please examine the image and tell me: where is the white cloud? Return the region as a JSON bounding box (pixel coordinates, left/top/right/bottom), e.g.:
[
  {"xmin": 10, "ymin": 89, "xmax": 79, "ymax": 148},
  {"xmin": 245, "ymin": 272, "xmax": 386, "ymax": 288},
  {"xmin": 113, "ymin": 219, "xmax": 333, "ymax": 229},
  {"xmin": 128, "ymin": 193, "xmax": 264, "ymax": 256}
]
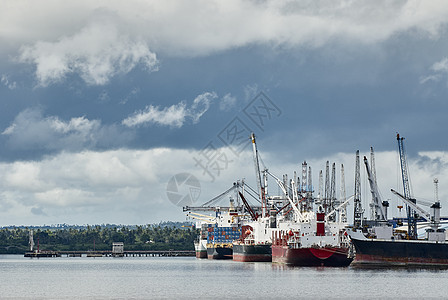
[
  {"xmin": 0, "ymin": 147, "xmax": 243, "ymax": 225},
  {"xmin": 120, "ymin": 87, "xmax": 140, "ymax": 105},
  {"xmin": 419, "ymin": 74, "xmax": 441, "ymax": 84},
  {"xmin": 3, "ymin": 1, "xmax": 448, "ymax": 60},
  {"xmin": 0, "ymin": 146, "xmax": 447, "ymax": 226},
  {"xmin": 18, "ymin": 18, "xmax": 158, "ymax": 86},
  {"xmin": 244, "ymin": 84, "xmax": 259, "ymax": 102},
  {"xmin": 431, "ymin": 57, "xmax": 448, "ymax": 72},
  {"xmin": 421, "ymin": 57, "xmax": 448, "ymax": 85},
  {"xmin": 2, "ymin": 108, "xmax": 133, "ymax": 151},
  {"xmin": 122, "ymin": 91, "xmax": 217, "ymax": 128},
  {"xmin": 2, "ymin": 123, "xmax": 15, "ymax": 135},
  {"xmin": 123, "ymin": 102, "xmax": 187, "ymax": 128},
  {"xmin": 219, "ymin": 93, "xmax": 237, "ymax": 111},
  {"xmin": 1, "ymin": 74, "xmax": 17, "ymax": 89}
]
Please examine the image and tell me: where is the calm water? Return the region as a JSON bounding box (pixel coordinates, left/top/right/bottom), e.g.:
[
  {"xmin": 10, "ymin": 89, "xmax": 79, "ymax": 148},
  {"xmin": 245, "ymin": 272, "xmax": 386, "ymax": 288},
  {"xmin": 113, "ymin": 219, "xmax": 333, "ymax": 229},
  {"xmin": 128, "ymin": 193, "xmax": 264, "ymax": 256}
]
[{"xmin": 1, "ymin": 255, "xmax": 447, "ymax": 299}]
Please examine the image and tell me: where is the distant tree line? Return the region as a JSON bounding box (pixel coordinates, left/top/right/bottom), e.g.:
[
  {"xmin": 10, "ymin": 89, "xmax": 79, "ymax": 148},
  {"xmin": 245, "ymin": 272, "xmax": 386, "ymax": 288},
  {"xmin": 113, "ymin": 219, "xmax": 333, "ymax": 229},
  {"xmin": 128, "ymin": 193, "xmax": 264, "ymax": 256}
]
[{"xmin": 0, "ymin": 224, "xmax": 198, "ymax": 254}]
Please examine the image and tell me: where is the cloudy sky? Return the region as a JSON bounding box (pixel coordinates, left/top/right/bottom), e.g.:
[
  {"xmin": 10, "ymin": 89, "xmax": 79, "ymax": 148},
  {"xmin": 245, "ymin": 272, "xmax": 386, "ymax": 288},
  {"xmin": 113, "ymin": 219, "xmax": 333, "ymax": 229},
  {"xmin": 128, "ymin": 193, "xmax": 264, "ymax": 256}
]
[{"xmin": 1, "ymin": 0, "xmax": 448, "ymax": 226}]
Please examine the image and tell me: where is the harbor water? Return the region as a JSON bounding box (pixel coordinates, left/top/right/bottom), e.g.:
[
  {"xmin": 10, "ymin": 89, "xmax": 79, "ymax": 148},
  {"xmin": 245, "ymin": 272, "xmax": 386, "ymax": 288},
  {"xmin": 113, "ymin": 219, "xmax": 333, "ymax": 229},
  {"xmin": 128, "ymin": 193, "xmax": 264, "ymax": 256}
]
[{"xmin": 1, "ymin": 255, "xmax": 448, "ymax": 299}]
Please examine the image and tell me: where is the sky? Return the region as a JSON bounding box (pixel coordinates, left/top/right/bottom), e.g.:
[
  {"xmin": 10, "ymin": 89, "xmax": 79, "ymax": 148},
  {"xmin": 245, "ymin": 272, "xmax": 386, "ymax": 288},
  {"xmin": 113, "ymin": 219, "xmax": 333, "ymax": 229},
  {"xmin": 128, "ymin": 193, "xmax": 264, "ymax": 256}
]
[{"xmin": 1, "ymin": 0, "xmax": 448, "ymax": 226}]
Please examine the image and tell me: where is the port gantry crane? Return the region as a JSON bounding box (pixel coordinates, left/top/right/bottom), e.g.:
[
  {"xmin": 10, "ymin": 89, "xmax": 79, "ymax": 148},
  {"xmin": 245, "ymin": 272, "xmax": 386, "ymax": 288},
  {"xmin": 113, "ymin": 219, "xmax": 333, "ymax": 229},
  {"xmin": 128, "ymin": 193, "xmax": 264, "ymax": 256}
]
[
  {"xmin": 339, "ymin": 164, "xmax": 348, "ymax": 223},
  {"xmin": 396, "ymin": 133, "xmax": 418, "ymax": 239},
  {"xmin": 353, "ymin": 150, "xmax": 363, "ymax": 229}
]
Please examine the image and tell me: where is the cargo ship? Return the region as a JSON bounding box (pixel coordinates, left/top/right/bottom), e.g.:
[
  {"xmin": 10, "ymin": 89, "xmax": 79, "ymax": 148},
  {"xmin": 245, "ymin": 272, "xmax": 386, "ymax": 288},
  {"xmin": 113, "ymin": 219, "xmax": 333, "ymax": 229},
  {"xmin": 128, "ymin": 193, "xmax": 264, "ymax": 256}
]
[
  {"xmin": 194, "ymin": 223, "xmax": 208, "ymax": 258},
  {"xmin": 201, "ymin": 199, "xmax": 242, "ymax": 259},
  {"xmin": 206, "ymin": 207, "xmax": 241, "ymax": 259},
  {"xmin": 234, "ymin": 133, "xmax": 352, "ymax": 266},
  {"xmin": 232, "ymin": 189, "xmax": 275, "ymax": 262},
  {"xmin": 349, "ymin": 134, "xmax": 448, "ymax": 267},
  {"xmin": 232, "ymin": 134, "xmax": 276, "ymax": 262},
  {"xmin": 271, "ymin": 208, "xmax": 352, "ymax": 267},
  {"xmin": 206, "ymin": 226, "xmax": 240, "ymax": 259},
  {"xmin": 185, "ymin": 192, "xmax": 249, "ymax": 260},
  {"xmin": 194, "ymin": 240, "xmax": 207, "ymax": 258},
  {"xmin": 349, "ymin": 226, "xmax": 448, "ymax": 267},
  {"xmin": 349, "ymin": 189, "xmax": 448, "ymax": 267},
  {"xmin": 232, "ymin": 220, "xmax": 273, "ymax": 262}
]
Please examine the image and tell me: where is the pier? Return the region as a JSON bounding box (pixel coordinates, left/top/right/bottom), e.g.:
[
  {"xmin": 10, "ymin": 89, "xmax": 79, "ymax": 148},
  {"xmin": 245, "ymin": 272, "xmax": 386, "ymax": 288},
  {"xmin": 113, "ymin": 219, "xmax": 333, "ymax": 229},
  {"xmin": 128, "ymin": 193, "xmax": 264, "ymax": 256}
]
[{"xmin": 25, "ymin": 250, "xmax": 195, "ymax": 258}]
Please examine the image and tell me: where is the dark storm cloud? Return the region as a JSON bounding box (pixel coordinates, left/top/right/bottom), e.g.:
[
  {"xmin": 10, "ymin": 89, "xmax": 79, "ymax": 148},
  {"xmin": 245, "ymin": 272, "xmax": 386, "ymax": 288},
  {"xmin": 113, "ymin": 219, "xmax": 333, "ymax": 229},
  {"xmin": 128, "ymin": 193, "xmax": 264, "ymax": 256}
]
[
  {"xmin": 1, "ymin": 1, "xmax": 448, "ymax": 225},
  {"xmin": 1, "ymin": 108, "xmax": 135, "ymax": 156}
]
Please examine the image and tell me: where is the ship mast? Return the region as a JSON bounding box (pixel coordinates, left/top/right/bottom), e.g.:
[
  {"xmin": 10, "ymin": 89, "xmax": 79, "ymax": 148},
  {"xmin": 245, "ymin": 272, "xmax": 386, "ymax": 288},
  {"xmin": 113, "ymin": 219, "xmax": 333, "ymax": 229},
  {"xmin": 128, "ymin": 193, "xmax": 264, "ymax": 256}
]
[{"xmin": 29, "ymin": 229, "xmax": 34, "ymax": 252}]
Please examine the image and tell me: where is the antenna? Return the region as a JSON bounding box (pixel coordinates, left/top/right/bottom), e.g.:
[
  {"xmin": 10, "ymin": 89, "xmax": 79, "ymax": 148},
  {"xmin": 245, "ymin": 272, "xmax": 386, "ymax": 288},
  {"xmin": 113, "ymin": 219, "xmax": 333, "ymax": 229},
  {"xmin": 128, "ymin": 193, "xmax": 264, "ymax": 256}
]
[{"xmin": 434, "ymin": 178, "xmax": 439, "ymax": 204}]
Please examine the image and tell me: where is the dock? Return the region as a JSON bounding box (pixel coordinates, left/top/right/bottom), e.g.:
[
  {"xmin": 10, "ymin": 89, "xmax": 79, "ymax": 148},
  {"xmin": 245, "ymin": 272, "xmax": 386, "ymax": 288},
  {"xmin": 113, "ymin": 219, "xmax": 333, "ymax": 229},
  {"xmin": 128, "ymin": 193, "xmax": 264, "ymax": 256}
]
[
  {"xmin": 24, "ymin": 251, "xmax": 61, "ymax": 258},
  {"xmin": 25, "ymin": 250, "xmax": 195, "ymax": 258}
]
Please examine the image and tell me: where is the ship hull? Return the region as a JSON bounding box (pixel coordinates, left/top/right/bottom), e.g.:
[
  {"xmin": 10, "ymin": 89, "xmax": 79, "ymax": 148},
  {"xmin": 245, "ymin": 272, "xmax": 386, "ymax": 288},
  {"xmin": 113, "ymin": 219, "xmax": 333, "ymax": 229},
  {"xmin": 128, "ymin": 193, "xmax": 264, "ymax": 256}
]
[
  {"xmin": 271, "ymin": 245, "xmax": 352, "ymax": 267},
  {"xmin": 232, "ymin": 244, "xmax": 272, "ymax": 262},
  {"xmin": 194, "ymin": 241, "xmax": 207, "ymax": 259},
  {"xmin": 207, "ymin": 246, "xmax": 233, "ymax": 259},
  {"xmin": 351, "ymin": 238, "xmax": 448, "ymax": 267},
  {"xmin": 196, "ymin": 250, "xmax": 207, "ymax": 259}
]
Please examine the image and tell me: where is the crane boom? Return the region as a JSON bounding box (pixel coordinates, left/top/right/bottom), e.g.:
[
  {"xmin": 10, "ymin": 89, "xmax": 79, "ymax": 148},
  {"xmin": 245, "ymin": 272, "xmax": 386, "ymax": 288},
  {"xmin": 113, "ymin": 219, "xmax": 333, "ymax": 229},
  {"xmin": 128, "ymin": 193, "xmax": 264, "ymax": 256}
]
[
  {"xmin": 325, "ymin": 195, "xmax": 354, "ymax": 222},
  {"xmin": 251, "ymin": 133, "xmax": 266, "ymax": 217},
  {"xmin": 364, "ymin": 156, "xmax": 387, "ymax": 221},
  {"xmin": 238, "ymin": 191, "xmax": 258, "ymax": 221},
  {"xmin": 391, "ymin": 189, "xmax": 430, "ymax": 221},
  {"xmin": 266, "ymin": 170, "xmax": 305, "ymax": 222}
]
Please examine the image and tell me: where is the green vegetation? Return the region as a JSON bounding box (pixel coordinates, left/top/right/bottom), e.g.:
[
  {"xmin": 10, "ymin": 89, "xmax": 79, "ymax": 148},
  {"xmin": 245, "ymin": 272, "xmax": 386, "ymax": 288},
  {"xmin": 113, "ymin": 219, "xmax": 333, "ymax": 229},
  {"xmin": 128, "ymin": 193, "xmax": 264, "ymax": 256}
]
[{"xmin": 0, "ymin": 224, "xmax": 199, "ymax": 254}]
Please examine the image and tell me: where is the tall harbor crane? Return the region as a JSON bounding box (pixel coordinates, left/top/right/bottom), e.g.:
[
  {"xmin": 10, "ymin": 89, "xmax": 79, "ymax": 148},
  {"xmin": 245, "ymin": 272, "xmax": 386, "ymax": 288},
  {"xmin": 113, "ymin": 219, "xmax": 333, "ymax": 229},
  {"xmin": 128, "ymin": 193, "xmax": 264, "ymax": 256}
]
[
  {"xmin": 397, "ymin": 133, "xmax": 418, "ymax": 239},
  {"xmin": 317, "ymin": 170, "xmax": 323, "ymax": 205},
  {"xmin": 353, "ymin": 150, "xmax": 363, "ymax": 228},
  {"xmin": 324, "ymin": 161, "xmax": 330, "ymax": 214},
  {"xmin": 328, "ymin": 163, "xmax": 336, "ymax": 221},
  {"xmin": 340, "ymin": 164, "xmax": 347, "ymax": 223},
  {"xmin": 308, "ymin": 166, "xmax": 313, "ymax": 199}
]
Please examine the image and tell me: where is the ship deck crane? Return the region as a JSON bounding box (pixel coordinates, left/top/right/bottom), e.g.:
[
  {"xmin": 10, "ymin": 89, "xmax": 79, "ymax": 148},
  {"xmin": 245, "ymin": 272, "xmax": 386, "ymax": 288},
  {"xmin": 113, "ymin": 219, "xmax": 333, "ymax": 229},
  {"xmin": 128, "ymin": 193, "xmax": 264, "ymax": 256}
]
[
  {"xmin": 266, "ymin": 170, "xmax": 306, "ymax": 222},
  {"xmin": 364, "ymin": 155, "xmax": 387, "ymax": 221},
  {"xmin": 325, "ymin": 195, "xmax": 354, "ymax": 222},
  {"xmin": 390, "ymin": 189, "xmax": 430, "ymax": 221},
  {"xmin": 183, "ymin": 181, "xmax": 261, "ymax": 215},
  {"xmin": 251, "ymin": 133, "xmax": 267, "ymax": 217},
  {"xmin": 391, "ymin": 188, "xmax": 444, "ymax": 236},
  {"xmin": 238, "ymin": 191, "xmax": 258, "ymax": 221}
]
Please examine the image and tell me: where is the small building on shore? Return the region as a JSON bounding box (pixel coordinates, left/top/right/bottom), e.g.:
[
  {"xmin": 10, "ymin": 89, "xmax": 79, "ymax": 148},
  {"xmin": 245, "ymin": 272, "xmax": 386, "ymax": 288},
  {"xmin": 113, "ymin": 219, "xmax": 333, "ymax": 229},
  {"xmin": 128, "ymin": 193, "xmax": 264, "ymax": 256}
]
[{"xmin": 112, "ymin": 242, "xmax": 124, "ymax": 257}]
